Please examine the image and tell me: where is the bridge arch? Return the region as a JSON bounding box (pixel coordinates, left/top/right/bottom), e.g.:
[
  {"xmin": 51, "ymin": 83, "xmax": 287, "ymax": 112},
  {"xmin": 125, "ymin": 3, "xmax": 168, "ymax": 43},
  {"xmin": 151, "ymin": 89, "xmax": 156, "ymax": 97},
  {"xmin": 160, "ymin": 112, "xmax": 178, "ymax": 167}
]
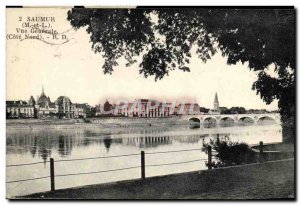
[
  {"xmin": 220, "ymin": 116, "xmax": 235, "ymax": 122},
  {"xmin": 238, "ymin": 116, "xmax": 255, "ymax": 125},
  {"xmin": 188, "ymin": 117, "xmax": 200, "ymax": 129},
  {"xmin": 186, "ymin": 113, "xmax": 280, "ymax": 125},
  {"xmin": 203, "ymin": 116, "xmax": 217, "ymax": 122},
  {"xmin": 220, "ymin": 116, "xmax": 235, "ymax": 127},
  {"xmin": 189, "ymin": 117, "xmax": 200, "ymax": 123},
  {"xmin": 257, "ymin": 116, "xmax": 277, "ymax": 124},
  {"xmin": 203, "ymin": 117, "xmax": 217, "ymax": 127}
]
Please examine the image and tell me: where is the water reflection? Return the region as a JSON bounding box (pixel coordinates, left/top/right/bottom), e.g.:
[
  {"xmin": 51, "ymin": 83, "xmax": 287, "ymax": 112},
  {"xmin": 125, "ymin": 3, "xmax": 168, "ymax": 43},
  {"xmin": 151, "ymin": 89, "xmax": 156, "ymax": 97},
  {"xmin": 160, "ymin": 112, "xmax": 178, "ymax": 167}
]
[
  {"xmin": 104, "ymin": 137, "xmax": 112, "ymax": 152},
  {"xmin": 123, "ymin": 136, "xmax": 173, "ymax": 148},
  {"xmin": 189, "ymin": 124, "xmax": 200, "ymax": 129},
  {"xmin": 58, "ymin": 135, "xmax": 72, "ymax": 157},
  {"xmin": 7, "ymin": 124, "xmax": 281, "ymax": 161},
  {"xmin": 8, "ymin": 130, "xmax": 209, "ymax": 158},
  {"xmin": 203, "ymin": 123, "xmax": 215, "ymax": 128}
]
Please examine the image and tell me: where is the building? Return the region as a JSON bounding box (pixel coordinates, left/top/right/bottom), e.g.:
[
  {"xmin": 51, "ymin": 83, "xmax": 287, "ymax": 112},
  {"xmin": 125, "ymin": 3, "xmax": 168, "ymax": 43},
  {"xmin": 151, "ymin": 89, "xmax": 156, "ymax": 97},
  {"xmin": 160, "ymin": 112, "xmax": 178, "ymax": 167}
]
[
  {"xmin": 209, "ymin": 92, "xmax": 221, "ymax": 114},
  {"xmin": 214, "ymin": 92, "xmax": 219, "ymax": 110},
  {"xmin": 55, "ymin": 97, "xmax": 94, "ymax": 118},
  {"xmin": 95, "ymin": 104, "xmax": 102, "ymax": 116},
  {"xmin": 114, "ymin": 102, "xmax": 129, "ymax": 116},
  {"xmin": 28, "ymin": 96, "xmax": 38, "ymax": 118},
  {"xmin": 73, "ymin": 103, "xmax": 87, "ymax": 118},
  {"xmin": 6, "ymin": 100, "xmax": 35, "ymax": 119},
  {"xmin": 28, "ymin": 96, "xmax": 36, "ymax": 106},
  {"xmin": 80, "ymin": 103, "xmax": 95, "ymax": 118},
  {"xmin": 36, "ymin": 87, "xmax": 58, "ymax": 118},
  {"xmin": 98, "ymin": 100, "xmax": 115, "ymax": 116},
  {"xmin": 115, "ymin": 99, "xmax": 172, "ymax": 117},
  {"xmin": 55, "ymin": 96, "xmax": 73, "ymax": 118},
  {"xmin": 122, "ymin": 102, "xmax": 134, "ymax": 117},
  {"xmin": 110, "ymin": 99, "xmax": 171, "ymax": 117},
  {"xmin": 176, "ymin": 103, "xmax": 200, "ymax": 115},
  {"xmin": 6, "ymin": 87, "xmax": 95, "ymax": 119}
]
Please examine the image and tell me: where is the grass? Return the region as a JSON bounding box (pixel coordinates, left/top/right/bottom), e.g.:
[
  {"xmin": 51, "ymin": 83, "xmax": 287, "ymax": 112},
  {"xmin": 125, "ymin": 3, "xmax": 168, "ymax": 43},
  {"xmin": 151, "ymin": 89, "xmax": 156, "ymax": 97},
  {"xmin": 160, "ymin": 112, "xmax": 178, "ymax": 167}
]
[{"xmin": 252, "ymin": 142, "xmax": 294, "ymax": 152}]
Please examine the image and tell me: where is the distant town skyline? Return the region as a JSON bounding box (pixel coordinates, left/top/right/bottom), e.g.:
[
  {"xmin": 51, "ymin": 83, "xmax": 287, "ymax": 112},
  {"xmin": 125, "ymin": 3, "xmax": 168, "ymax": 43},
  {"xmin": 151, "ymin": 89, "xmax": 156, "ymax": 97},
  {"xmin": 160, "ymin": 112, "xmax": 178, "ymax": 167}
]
[
  {"xmin": 6, "ymin": 8, "xmax": 278, "ymax": 111},
  {"xmin": 6, "ymin": 86, "xmax": 277, "ymax": 111}
]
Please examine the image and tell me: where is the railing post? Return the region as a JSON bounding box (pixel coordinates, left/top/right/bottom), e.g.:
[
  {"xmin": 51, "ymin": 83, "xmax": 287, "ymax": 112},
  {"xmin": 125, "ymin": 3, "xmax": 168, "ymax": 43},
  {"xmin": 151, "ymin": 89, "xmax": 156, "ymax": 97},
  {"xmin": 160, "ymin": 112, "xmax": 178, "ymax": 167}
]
[
  {"xmin": 207, "ymin": 145, "xmax": 212, "ymax": 170},
  {"xmin": 259, "ymin": 141, "xmax": 263, "ymax": 163},
  {"xmin": 50, "ymin": 158, "xmax": 55, "ymax": 191},
  {"xmin": 141, "ymin": 151, "xmax": 145, "ymax": 179}
]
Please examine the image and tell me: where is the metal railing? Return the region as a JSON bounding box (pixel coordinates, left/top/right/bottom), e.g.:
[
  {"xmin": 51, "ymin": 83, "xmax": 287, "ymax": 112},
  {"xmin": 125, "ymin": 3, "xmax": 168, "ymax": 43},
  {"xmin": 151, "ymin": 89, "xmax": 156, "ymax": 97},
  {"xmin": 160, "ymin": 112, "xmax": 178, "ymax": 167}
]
[
  {"xmin": 6, "ymin": 147, "xmax": 210, "ymax": 192},
  {"xmin": 6, "ymin": 141, "xmax": 272, "ymax": 193}
]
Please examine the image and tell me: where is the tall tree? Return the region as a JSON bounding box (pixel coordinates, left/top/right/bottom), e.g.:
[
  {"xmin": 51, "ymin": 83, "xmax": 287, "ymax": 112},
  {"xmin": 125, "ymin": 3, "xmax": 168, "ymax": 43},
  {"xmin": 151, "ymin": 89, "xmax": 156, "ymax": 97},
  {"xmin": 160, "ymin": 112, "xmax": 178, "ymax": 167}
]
[{"xmin": 67, "ymin": 8, "xmax": 295, "ymax": 142}]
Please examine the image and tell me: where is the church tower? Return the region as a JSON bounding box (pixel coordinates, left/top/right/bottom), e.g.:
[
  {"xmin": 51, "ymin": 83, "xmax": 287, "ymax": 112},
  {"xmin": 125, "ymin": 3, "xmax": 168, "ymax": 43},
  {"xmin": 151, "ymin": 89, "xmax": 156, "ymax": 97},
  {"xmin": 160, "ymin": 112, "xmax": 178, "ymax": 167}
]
[{"xmin": 214, "ymin": 92, "xmax": 219, "ymax": 110}]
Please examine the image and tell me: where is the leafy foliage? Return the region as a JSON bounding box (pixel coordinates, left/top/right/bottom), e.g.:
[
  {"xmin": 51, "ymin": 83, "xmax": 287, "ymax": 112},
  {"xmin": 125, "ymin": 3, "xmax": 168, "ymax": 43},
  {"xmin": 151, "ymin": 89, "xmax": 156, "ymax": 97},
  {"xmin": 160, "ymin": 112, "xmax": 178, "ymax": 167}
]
[
  {"xmin": 202, "ymin": 136, "xmax": 257, "ymax": 168},
  {"xmin": 200, "ymin": 107, "xmax": 210, "ymax": 113},
  {"xmin": 67, "ymin": 9, "xmax": 155, "ymax": 75},
  {"xmin": 67, "ymin": 8, "xmax": 295, "ymax": 141},
  {"xmin": 221, "ymin": 107, "xmax": 246, "ymax": 114}
]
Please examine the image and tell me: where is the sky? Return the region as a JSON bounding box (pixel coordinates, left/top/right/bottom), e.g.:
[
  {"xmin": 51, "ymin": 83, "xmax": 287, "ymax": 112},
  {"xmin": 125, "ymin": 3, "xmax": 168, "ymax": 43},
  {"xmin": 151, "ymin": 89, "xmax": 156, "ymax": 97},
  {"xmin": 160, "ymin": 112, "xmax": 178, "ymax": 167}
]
[{"xmin": 6, "ymin": 8, "xmax": 278, "ymax": 110}]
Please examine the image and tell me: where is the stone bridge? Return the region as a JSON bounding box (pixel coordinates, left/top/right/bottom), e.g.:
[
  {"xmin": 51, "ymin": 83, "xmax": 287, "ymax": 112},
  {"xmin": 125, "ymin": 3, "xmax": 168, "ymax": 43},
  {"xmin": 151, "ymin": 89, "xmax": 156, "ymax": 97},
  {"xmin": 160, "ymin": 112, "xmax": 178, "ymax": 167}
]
[{"xmin": 185, "ymin": 113, "xmax": 281, "ymax": 125}]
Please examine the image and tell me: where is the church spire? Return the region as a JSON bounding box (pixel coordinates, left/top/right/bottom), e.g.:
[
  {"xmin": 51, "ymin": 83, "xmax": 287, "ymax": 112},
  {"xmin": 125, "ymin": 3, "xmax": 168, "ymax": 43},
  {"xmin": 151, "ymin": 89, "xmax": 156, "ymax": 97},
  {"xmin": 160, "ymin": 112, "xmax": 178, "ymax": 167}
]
[
  {"xmin": 214, "ymin": 92, "xmax": 219, "ymax": 110},
  {"xmin": 214, "ymin": 92, "xmax": 218, "ymax": 103},
  {"xmin": 42, "ymin": 85, "xmax": 44, "ymax": 94}
]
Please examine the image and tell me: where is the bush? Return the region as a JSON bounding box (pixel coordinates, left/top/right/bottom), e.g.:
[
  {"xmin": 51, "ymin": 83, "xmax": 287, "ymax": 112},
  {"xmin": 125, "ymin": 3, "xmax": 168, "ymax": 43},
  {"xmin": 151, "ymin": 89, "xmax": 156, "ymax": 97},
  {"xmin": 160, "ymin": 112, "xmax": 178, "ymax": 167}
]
[{"xmin": 202, "ymin": 136, "xmax": 257, "ymax": 168}]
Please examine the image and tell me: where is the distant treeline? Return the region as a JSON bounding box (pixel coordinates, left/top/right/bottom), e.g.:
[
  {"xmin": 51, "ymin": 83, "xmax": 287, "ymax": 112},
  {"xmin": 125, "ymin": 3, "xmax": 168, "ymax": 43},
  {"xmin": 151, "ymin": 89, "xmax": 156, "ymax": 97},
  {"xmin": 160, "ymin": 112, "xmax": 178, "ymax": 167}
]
[{"xmin": 200, "ymin": 107, "xmax": 278, "ymax": 114}]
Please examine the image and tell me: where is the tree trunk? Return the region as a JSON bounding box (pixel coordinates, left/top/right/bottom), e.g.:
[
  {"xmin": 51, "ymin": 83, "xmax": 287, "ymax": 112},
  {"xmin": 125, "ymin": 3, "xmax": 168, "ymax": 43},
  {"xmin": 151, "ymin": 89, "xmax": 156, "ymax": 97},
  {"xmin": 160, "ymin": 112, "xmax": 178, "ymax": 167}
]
[{"xmin": 282, "ymin": 117, "xmax": 295, "ymax": 144}]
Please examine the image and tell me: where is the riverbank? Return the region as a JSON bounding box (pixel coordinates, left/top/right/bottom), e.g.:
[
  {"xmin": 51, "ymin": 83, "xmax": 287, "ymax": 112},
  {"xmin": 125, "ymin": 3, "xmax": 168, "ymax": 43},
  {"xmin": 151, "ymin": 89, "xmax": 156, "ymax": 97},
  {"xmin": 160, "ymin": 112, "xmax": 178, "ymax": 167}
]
[
  {"xmin": 6, "ymin": 117, "xmax": 188, "ymax": 130},
  {"xmin": 19, "ymin": 158, "xmax": 294, "ymax": 200}
]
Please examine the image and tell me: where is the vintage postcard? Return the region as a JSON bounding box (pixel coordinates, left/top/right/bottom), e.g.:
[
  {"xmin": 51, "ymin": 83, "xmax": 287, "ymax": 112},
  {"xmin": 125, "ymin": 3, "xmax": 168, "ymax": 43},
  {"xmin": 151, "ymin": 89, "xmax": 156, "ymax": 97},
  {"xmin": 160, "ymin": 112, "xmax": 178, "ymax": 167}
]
[{"xmin": 6, "ymin": 6, "xmax": 295, "ymax": 199}]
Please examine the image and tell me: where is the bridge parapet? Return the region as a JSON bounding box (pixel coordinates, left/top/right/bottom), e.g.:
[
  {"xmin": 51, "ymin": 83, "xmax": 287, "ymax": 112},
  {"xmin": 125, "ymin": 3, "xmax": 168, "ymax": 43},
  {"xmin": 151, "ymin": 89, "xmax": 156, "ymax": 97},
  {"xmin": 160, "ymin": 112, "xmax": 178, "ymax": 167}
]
[{"xmin": 186, "ymin": 113, "xmax": 280, "ymax": 124}]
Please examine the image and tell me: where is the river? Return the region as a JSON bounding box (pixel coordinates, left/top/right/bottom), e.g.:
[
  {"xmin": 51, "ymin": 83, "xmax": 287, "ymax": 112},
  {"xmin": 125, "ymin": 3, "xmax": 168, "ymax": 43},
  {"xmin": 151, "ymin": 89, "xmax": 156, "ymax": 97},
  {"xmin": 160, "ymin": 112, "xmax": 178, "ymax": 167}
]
[{"xmin": 6, "ymin": 121, "xmax": 282, "ymax": 197}]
